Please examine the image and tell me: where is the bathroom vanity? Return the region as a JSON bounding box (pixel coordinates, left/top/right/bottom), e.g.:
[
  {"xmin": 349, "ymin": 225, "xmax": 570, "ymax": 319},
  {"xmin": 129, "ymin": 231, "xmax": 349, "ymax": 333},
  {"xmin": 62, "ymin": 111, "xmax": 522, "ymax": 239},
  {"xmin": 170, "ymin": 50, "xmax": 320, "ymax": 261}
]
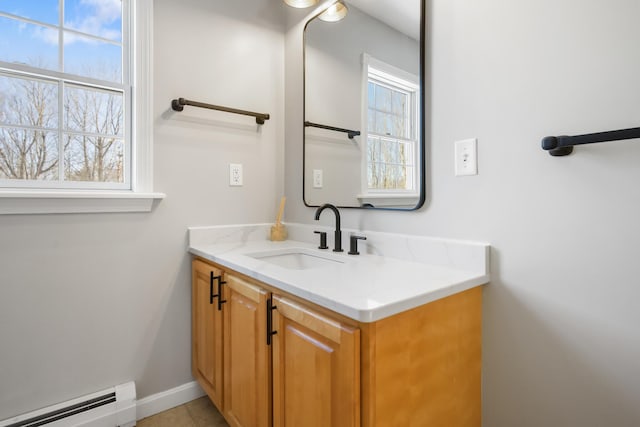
[{"xmin": 189, "ymin": 224, "xmax": 489, "ymax": 427}]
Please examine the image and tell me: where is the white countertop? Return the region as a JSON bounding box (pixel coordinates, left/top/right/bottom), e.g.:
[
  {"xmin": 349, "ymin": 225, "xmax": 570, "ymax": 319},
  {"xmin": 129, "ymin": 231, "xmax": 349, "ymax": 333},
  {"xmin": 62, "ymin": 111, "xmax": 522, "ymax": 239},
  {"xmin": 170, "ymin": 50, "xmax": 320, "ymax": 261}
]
[{"xmin": 188, "ymin": 224, "xmax": 490, "ymax": 323}]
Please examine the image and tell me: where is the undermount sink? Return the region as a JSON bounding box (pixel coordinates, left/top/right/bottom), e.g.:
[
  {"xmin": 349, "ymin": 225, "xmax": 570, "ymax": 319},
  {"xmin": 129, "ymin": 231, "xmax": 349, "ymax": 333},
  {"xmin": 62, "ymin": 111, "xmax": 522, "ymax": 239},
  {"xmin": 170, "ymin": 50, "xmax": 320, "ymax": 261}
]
[{"xmin": 247, "ymin": 248, "xmax": 344, "ymax": 270}]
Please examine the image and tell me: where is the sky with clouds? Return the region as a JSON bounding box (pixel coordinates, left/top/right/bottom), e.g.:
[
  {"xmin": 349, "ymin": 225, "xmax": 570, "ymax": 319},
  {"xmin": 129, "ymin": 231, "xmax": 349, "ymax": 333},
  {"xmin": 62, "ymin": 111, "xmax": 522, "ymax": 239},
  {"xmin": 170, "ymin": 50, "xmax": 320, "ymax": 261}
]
[{"xmin": 0, "ymin": 0, "xmax": 123, "ymax": 81}]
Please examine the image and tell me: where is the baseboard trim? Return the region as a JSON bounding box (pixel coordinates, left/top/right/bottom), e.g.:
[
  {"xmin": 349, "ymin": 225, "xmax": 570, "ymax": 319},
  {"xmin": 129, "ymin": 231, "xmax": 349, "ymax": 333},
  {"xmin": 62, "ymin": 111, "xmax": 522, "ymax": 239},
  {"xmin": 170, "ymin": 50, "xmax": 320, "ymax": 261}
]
[{"xmin": 136, "ymin": 381, "xmax": 205, "ymax": 421}]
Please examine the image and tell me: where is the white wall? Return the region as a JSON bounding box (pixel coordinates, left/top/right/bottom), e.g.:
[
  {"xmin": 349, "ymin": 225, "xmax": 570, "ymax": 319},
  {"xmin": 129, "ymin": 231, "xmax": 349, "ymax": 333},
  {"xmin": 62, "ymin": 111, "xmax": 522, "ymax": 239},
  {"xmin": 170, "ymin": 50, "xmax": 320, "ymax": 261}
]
[
  {"xmin": 287, "ymin": 0, "xmax": 640, "ymax": 425},
  {"xmin": 0, "ymin": 0, "xmax": 284, "ymax": 420}
]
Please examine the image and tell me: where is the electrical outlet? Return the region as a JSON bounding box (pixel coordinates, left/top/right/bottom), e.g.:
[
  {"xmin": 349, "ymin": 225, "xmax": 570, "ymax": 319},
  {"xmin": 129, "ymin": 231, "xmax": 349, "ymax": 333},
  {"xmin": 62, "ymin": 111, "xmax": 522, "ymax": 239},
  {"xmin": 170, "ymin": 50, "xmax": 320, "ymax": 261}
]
[
  {"xmin": 455, "ymin": 138, "xmax": 478, "ymax": 176},
  {"xmin": 229, "ymin": 163, "xmax": 243, "ymax": 186},
  {"xmin": 313, "ymin": 169, "xmax": 323, "ymax": 188}
]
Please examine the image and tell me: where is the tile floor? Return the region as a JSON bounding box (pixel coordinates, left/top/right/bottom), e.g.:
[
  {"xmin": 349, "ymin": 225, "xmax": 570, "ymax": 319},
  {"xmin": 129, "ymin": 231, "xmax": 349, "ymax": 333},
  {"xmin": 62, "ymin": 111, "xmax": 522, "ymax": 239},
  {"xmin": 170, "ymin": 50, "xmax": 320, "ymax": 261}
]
[{"xmin": 136, "ymin": 396, "xmax": 228, "ymax": 427}]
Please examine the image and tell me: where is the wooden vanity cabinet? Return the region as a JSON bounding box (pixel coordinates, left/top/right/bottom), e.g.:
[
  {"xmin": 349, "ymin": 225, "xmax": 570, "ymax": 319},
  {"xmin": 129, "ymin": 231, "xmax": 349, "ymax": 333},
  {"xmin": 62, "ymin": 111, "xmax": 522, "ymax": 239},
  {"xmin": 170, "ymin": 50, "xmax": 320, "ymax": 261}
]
[
  {"xmin": 223, "ymin": 273, "xmax": 271, "ymax": 427},
  {"xmin": 192, "ymin": 257, "xmax": 481, "ymax": 427},
  {"xmin": 271, "ymin": 295, "xmax": 360, "ymax": 427},
  {"xmin": 192, "ymin": 258, "xmax": 360, "ymax": 427},
  {"xmin": 192, "ymin": 260, "xmax": 271, "ymax": 427}
]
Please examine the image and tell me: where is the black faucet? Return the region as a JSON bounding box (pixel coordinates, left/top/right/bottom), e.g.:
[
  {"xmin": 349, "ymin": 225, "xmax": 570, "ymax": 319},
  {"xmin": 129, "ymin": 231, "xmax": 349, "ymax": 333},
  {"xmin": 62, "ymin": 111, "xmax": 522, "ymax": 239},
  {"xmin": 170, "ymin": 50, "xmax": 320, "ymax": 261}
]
[{"xmin": 314, "ymin": 203, "xmax": 343, "ymax": 252}]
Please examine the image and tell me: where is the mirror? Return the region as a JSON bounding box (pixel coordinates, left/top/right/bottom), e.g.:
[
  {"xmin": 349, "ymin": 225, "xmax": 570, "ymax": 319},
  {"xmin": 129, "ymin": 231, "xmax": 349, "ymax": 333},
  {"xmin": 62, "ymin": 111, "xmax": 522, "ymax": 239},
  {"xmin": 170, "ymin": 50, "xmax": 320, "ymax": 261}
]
[{"xmin": 303, "ymin": 0, "xmax": 425, "ymax": 210}]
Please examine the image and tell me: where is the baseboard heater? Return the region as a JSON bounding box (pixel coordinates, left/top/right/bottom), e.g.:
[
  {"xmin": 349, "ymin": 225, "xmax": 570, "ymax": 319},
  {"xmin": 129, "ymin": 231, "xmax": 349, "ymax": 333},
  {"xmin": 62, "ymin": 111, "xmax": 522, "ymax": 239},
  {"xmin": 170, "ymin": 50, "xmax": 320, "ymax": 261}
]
[{"xmin": 0, "ymin": 382, "xmax": 136, "ymax": 427}]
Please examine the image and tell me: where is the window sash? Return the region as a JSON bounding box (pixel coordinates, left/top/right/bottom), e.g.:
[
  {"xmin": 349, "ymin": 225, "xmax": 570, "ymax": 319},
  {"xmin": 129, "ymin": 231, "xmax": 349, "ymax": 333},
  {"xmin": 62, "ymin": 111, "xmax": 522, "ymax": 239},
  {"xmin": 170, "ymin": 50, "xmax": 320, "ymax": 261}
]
[
  {"xmin": 362, "ymin": 55, "xmax": 419, "ymax": 195},
  {"xmin": 0, "ymin": 8, "xmax": 125, "ymax": 85},
  {"xmin": 367, "ymin": 79, "xmax": 414, "ymax": 141},
  {"xmin": 0, "ymin": 0, "xmax": 131, "ymax": 190},
  {"xmin": 367, "ymin": 135, "xmax": 416, "ymax": 191}
]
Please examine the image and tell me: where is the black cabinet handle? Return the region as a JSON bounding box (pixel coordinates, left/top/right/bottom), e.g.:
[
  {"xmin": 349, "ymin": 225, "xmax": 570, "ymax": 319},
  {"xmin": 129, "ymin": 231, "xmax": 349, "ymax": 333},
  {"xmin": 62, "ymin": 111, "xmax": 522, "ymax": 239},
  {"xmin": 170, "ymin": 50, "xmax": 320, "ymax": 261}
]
[
  {"xmin": 211, "ymin": 274, "xmax": 227, "ymax": 311},
  {"xmin": 266, "ymin": 297, "xmax": 278, "ymax": 345},
  {"xmin": 209, "ymin": 272, "xmax": 215, "ymax": 304}
]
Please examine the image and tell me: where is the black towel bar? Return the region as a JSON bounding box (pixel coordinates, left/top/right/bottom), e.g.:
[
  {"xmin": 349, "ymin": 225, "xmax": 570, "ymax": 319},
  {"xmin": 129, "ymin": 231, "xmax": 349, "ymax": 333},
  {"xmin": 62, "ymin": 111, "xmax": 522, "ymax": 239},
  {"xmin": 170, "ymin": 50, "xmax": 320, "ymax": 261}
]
[
  {"xmin": 304, "ymin": 121, "xmax": 360, "ymax": 139},
  {"xmin": 171, "ymin": 97, "xmax": 270, "ymax": 125},
  {"xmin": 542, "ymin": 126, "xmax": 640, "ymax": 156}
]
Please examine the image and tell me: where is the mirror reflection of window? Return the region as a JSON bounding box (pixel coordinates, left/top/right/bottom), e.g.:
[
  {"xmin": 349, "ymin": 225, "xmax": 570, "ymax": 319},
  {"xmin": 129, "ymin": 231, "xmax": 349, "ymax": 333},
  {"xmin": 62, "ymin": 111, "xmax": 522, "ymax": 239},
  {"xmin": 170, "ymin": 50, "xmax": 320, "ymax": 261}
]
[{"xmin": 362, "ymin": 54, "xmax": 419, "ymax": 196}]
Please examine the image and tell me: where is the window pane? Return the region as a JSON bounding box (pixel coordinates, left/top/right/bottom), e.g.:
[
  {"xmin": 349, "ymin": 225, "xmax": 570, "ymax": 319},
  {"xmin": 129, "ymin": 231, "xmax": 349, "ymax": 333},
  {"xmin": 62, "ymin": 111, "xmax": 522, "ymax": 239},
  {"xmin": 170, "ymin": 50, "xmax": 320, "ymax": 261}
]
[
  {"xmin": 391, "ymin": 114, "xmax": 406, "ymax": 139},
  {"xmin": 375, "ymin": 111, "xmax": 397, "ymax": 136},
  {"xmin": 374, "ymin": 84, "xmax": 392, "ymax": 112},
  {"xmin": 63, "ymin": 135, "xmax": 124, "ymax": 182},
  {"xmin": 380, "ymin": 139, "xmax": 395, "ymax": 164},
  {"xmin": 367, "ymin": 82, "xmax": 375, "ymax": 109},
  {"xmin": 0, "ymin": 0, "xmax": 59, "ymax": 25},
  {"xmin": 367, "ymin": 137, "xmax": 379, "ymax": 163},
  {"xmin": 369, "ymin": 162, "xmax": 411, "ymax": 190},
  {"xmin": 0, "ymin": 74, "xmax": 58, "ymax": 129},
  {"xmin": 367, "ymin": 162, "xmax": 375, "ymax": 188},
  {"xmin": 403, "ymin": 141, "xmax": 413, "ymax": 166},
  {"xmin": 64, "ymin": 0, "xmax": 122, "ymax": 42},
  {"xmin": 386, "ymin": 115, "xmax": 396, "ymax": 137},
  {"xmin": 0, "ymin": 16, "xmax": 59, "ymax": 71},
  {"xmin": 387, "ymin": 164, "xmax": 398, "ymax": 188},
  {"xmin": 367, "ymin": 138, "xmax": 414, "ymax": 191},
  {"xmin": 392, "ymin": 91, "xmax": 407, "ymax": 115},
  {"xmin": 374, "ymin": 111, "xmax": 384, "ymax": 134},
  {"xmin": 405, "ymin": 166, "xmax": 415, "ymax": 190},
  {"xmin": 377, "ymin": 163, "xmax": 386, "ymax": 188},
  {"xmin": 399, "ymin": 166, "xmax": 408, "ymax": 188},
  {"xmin": 64, "ymin": 32, "xmax": 121, "ymax": 82},
  {"xmin": 370, "ymin": 163, "xmax": 380, "ymax": 188},
  {"xmin": 367, "ymin": 108, "xmax": 375, "ymax": 132},
  {"xmin": 398, "ymin": 165, "xmax": 407, "ymax": 188},
  {"xmin": 0, "ymin": 128, "xmax": 58, "ymax": 180},
  {"xmin": 64, "ymin": 85, "xmax": 123, "ymax": 136}
]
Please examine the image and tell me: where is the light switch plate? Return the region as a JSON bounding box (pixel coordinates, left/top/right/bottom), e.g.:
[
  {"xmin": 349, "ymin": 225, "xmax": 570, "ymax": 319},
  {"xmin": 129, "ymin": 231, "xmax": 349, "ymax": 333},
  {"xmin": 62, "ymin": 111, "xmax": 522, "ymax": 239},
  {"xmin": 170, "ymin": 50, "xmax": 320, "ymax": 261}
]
[{"xmin": 455, "ymin": 138, "xmax": 478, "ymax": 176}]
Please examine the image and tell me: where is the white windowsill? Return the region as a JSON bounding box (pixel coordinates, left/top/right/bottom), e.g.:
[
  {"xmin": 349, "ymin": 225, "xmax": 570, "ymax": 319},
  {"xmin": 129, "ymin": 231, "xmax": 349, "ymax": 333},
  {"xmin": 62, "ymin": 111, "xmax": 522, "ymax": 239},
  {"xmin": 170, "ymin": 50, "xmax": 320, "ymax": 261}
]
[
  {"xmin": 357, "ymin": 193, "xmax": 420, "ymax": 208},
  {"xmin": 0, "ymin": 191, "xmax": 166, "ymax": 215}
]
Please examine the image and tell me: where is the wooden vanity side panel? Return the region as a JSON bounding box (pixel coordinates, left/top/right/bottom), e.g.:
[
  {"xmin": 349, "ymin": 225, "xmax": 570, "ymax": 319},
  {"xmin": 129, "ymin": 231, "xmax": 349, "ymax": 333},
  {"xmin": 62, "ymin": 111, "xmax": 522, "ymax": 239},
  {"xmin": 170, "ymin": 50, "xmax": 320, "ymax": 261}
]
[{"xmin": 361, "ymin": 286, "xmax": 482, "ymax": 427}]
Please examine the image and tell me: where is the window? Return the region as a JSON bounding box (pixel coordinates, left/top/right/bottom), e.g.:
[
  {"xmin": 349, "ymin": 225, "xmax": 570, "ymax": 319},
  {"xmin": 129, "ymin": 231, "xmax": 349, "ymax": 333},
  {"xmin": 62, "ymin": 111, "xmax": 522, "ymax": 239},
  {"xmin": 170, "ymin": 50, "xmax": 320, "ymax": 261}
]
[
  {"xmin": 360, "ymin": 54, "xmax": 419, "ymax": 206},
  {"xmin": 0, "ymin": 0, "xmax": 162, "ymax": 213}
]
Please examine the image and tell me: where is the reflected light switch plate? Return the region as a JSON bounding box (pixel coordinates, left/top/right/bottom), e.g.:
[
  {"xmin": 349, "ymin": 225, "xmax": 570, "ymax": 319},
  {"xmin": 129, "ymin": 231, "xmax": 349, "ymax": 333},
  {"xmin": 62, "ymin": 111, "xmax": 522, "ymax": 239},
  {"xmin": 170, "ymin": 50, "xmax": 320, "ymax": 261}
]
[{"xmin": 313, "ymin": 169, "xmax": 323, "ymax": 188}]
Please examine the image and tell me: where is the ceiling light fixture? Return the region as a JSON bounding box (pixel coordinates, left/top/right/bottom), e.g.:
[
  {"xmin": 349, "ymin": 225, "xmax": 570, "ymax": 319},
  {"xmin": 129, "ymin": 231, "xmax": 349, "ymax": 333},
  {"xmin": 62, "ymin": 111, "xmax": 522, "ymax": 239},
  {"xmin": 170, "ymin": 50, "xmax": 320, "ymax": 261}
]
[
  {"xmin": 283, "ymin": 0, "xmax": 318, "ymax": 8},
  {"xmin": 318, "ymin": 1, "xmax": 348, "ymax": 22}
]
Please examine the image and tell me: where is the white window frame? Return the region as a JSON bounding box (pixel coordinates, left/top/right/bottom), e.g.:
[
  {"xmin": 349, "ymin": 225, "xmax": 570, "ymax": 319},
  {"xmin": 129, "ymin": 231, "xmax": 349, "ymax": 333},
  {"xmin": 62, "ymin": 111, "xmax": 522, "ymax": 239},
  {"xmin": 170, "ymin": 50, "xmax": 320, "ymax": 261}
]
[
  {"xmin": 0, "ymin": 0, "xmax": 164, "ymax": 214},
  {"xmin": 358, "ymin": 53, "xmax": 420, "ymax": 208}
]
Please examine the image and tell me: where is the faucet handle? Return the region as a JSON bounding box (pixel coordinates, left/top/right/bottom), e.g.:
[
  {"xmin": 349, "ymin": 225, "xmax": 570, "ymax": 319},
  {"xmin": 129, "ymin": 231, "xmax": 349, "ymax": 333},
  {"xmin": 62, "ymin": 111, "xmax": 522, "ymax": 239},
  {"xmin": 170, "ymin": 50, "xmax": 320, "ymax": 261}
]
[
  {"xmin": 314, "ymin": 230, "xmax": 328, "ymax": 249},
  {"xmin": 348, "ymin": 235, "xmax": 367, "ymax": 255}
]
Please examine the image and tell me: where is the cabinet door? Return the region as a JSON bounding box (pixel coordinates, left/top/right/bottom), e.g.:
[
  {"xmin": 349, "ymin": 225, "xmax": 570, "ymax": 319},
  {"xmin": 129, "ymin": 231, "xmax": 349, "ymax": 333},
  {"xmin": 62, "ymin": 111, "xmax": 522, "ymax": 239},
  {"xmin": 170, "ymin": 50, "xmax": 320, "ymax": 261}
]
[
  {"xmin": 192, "ymin": 260, "xmax": 224, "ymax": 410},
  {"xmin": 272, "ymin": 296, "xmax": 360, "ymax": 427},
  {"xmin": 223, "ymin": 274, "xmax": 271, "ymax": 427}
]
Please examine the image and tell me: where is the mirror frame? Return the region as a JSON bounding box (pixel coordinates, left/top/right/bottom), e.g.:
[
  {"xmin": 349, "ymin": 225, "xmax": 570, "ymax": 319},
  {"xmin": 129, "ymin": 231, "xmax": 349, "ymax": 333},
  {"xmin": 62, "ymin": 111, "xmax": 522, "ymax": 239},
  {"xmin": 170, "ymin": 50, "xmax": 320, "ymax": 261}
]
[{"xmin": 302, "ymin": 0, "xmax": 426, "ymax": 211}]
